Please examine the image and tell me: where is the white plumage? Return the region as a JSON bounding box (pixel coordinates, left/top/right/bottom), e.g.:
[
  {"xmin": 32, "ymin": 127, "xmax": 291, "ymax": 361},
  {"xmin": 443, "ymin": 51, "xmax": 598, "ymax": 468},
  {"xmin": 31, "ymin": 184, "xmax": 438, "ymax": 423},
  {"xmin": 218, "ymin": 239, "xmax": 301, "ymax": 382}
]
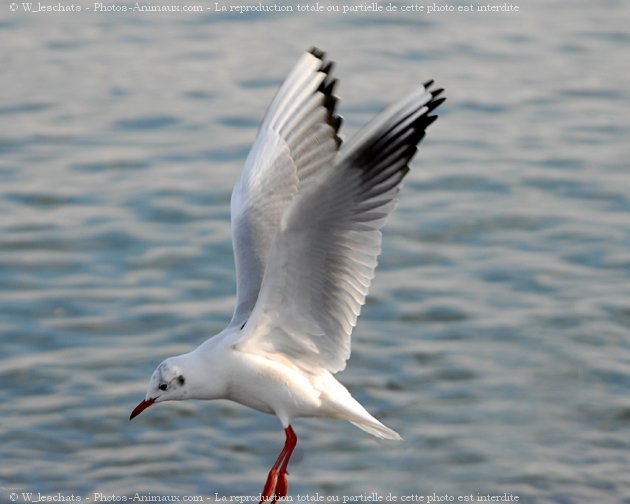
[{"xmin": 131, "ymin": 47, "xmax": 445, "ymax": 502}]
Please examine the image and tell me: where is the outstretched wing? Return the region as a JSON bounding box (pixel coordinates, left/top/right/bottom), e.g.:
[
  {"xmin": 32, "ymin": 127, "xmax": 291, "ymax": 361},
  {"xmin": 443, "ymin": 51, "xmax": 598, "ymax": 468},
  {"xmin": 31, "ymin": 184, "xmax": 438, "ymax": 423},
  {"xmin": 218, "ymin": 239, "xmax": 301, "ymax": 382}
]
[
  {"xmin": 229, "ymin": 49, "xmax": 342, "ymax": 328},
  {"xmin": 236, "ymin": 81, "xmax": 445, "ymax": 373}
]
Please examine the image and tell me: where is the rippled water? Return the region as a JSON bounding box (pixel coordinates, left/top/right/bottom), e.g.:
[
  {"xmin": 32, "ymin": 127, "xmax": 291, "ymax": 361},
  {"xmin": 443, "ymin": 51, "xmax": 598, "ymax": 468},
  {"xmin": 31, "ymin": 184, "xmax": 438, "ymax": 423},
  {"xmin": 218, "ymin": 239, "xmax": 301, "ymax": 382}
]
[{"xmin": 2, "ymin": 1, "xmax": 629, "ymax": 503}]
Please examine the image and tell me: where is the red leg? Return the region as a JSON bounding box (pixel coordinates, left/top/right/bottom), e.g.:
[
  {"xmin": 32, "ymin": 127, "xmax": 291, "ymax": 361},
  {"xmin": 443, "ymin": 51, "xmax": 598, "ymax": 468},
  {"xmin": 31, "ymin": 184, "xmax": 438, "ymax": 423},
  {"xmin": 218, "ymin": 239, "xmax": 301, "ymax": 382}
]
[
  {"xmin": 260, "ymin": 426, "xmax": 297, "ymax": 504},
  {"xmin": 272, "ymin": 427, "xmax": 296, "ymax": 503},
  {"xmin": 260, "ymin": 469, "xmax": 279, "ymax": 503}
]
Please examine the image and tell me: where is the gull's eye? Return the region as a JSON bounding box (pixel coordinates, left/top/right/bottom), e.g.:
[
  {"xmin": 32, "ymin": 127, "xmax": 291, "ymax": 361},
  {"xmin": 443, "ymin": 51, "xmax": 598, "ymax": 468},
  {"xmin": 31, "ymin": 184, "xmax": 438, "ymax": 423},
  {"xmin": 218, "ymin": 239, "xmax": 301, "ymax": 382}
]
[
  {"xmin": 178, "ymin": 376, "xmax": 185, "ymax": 386},
  {"xmin": 158, "ymin": 383, "xmax": 167, "ymax": 391}
]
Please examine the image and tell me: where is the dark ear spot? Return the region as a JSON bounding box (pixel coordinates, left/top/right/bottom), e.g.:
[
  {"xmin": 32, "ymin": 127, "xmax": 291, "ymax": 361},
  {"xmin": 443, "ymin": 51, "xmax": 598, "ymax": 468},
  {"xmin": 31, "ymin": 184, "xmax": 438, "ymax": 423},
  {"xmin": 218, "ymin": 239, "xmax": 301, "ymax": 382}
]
[{"xmin": 178, "ymin": 376, "xmax": 185, "ymax": 386}]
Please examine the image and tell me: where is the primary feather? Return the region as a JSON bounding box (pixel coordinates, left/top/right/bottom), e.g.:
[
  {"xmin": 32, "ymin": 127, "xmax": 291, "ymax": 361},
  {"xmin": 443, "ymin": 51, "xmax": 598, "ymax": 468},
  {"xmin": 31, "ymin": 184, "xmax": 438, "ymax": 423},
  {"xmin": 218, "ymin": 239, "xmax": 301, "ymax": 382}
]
[
  {"xmin": 229, "ymin": 49, "xmax": 342, "ymax": 328},
  {"xmin": 235, "ymin": 54, "xmax": 445, "ymax": 374}
]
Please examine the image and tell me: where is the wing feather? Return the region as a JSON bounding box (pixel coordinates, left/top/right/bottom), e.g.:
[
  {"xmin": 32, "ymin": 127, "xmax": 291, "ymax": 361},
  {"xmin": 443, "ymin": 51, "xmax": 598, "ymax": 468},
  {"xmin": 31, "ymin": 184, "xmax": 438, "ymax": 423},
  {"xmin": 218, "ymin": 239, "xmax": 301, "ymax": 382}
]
[
  {"xmin": 236, "ymin": 82, "xmax": 446, "ymax": 373},
  {"xmin": 229, "ymin": 49, "xmax": 342, "ymax": 328}
]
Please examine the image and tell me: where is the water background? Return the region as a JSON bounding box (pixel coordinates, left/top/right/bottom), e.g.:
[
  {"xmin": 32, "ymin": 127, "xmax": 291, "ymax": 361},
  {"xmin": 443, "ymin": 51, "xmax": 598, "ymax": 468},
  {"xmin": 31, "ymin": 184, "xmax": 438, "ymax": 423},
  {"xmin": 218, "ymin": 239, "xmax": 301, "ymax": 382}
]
[{"xmin": 1, "ymin": 1, "xmax": 629, "ymax": 502}]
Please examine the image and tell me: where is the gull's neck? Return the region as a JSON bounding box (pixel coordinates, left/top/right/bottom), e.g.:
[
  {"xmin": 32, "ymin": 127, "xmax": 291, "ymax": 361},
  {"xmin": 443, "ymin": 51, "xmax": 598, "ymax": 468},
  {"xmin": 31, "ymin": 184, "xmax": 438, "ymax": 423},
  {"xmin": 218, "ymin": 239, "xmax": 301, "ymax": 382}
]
[{"xmin": 173, "ymin": 327, "xmax": 237, "ymax": 401}]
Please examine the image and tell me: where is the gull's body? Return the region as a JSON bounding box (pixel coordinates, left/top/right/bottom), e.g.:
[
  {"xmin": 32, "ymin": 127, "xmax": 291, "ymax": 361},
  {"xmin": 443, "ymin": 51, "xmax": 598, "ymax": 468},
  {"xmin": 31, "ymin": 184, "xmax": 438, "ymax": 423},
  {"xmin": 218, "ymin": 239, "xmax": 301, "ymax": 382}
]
[{"xmin": 131, "ymin": 48, "xmax": 445, "ymax": 501}]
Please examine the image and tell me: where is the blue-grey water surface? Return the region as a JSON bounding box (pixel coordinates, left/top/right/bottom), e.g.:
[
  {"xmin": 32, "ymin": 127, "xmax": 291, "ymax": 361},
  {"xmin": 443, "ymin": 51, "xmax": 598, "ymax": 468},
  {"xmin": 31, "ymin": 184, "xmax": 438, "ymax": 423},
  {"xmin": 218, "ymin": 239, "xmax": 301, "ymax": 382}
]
[{"xmin": 1, "ymin": 1, "xmax": 629, "ymax": 503}]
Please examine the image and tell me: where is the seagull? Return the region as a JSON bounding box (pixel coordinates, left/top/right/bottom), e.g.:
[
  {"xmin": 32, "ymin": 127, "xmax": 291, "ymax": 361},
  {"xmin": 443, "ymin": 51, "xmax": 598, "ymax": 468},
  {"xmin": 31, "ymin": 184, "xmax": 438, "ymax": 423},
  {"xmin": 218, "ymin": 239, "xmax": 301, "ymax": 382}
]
[{"xmin": 130, "ymin": 47, "xmax": 445, "ymax": 502}]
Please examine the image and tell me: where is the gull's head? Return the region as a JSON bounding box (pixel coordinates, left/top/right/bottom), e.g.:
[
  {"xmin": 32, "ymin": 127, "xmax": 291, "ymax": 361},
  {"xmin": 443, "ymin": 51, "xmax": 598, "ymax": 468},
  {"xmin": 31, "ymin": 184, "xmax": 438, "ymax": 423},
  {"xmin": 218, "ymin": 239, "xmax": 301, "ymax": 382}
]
[{"xmin": 130, "ymin": 357, "xmax": 189, "ymax": 420}]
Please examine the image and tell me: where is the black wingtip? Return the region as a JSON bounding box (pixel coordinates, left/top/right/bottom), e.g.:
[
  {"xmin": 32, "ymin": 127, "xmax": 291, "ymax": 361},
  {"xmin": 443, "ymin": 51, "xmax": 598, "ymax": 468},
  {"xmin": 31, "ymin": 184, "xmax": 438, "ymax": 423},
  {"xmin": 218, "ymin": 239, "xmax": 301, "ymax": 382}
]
[
  {"xmin": 342, "ymin": 76, "xmax": 445, "ymax": 196},
  {"xmin": 425, "ymin": 115, "xmax": 439, "ymax": 127},
  {"xmin": 332, "ymin": 115, "xmax": 343, "ymax": 130},
  {"xmin": 321, "ymin": 77, "xmax": 338, "ymax": 96},
  {"xmin": 306, "ymin": 48, "xmax": 343, "ymax": 149},
  {"xmin": 309, "ymin": 47, "xmax": 325, "ymax": 59},
  {"xmin": 423, "ymin": 79, "xmax": 435, "ymax": 88},
  {"xmin": 331, "ymin": 115, "xmax": 344, "ymax": 148},
  {"xmin": 427, "ymin": 97, "xmax": 446, "ymax": 113},
  {"xmin": 321, "ymin": 61, "xmax": 334, "ymax": 75},
  {"xmin": 322, "ymin": 93, "xmax": 337, "ymax": 113}
]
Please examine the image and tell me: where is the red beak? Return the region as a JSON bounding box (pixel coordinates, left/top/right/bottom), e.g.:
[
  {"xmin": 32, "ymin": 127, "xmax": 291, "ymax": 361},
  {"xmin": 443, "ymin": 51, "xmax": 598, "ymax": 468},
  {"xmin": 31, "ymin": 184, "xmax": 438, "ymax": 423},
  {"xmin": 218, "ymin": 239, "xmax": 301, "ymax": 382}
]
[{"xmin": 130, "ymin": 398, "xmax": 156, "ymax": 420}]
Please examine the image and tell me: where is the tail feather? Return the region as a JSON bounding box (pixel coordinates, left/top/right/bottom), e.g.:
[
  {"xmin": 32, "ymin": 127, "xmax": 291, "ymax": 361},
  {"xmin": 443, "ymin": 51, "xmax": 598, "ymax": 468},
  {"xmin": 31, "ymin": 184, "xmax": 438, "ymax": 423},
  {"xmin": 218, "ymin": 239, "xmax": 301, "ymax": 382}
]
[
  {"xmin": 320, "ymin": 373, "xmax": 402, "ymax": 440},
  {"xmin": 350, "ymin": 418, "xmax": 402, "ymax": 440}
]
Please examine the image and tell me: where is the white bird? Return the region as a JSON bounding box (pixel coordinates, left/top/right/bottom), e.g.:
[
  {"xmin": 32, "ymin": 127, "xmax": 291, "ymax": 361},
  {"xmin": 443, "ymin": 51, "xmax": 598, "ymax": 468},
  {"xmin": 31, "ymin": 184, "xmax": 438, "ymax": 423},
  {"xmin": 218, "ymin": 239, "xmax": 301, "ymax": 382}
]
[{"xmin": 130, "ymin": 47, "xmax": 445, "ymax": 502}]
